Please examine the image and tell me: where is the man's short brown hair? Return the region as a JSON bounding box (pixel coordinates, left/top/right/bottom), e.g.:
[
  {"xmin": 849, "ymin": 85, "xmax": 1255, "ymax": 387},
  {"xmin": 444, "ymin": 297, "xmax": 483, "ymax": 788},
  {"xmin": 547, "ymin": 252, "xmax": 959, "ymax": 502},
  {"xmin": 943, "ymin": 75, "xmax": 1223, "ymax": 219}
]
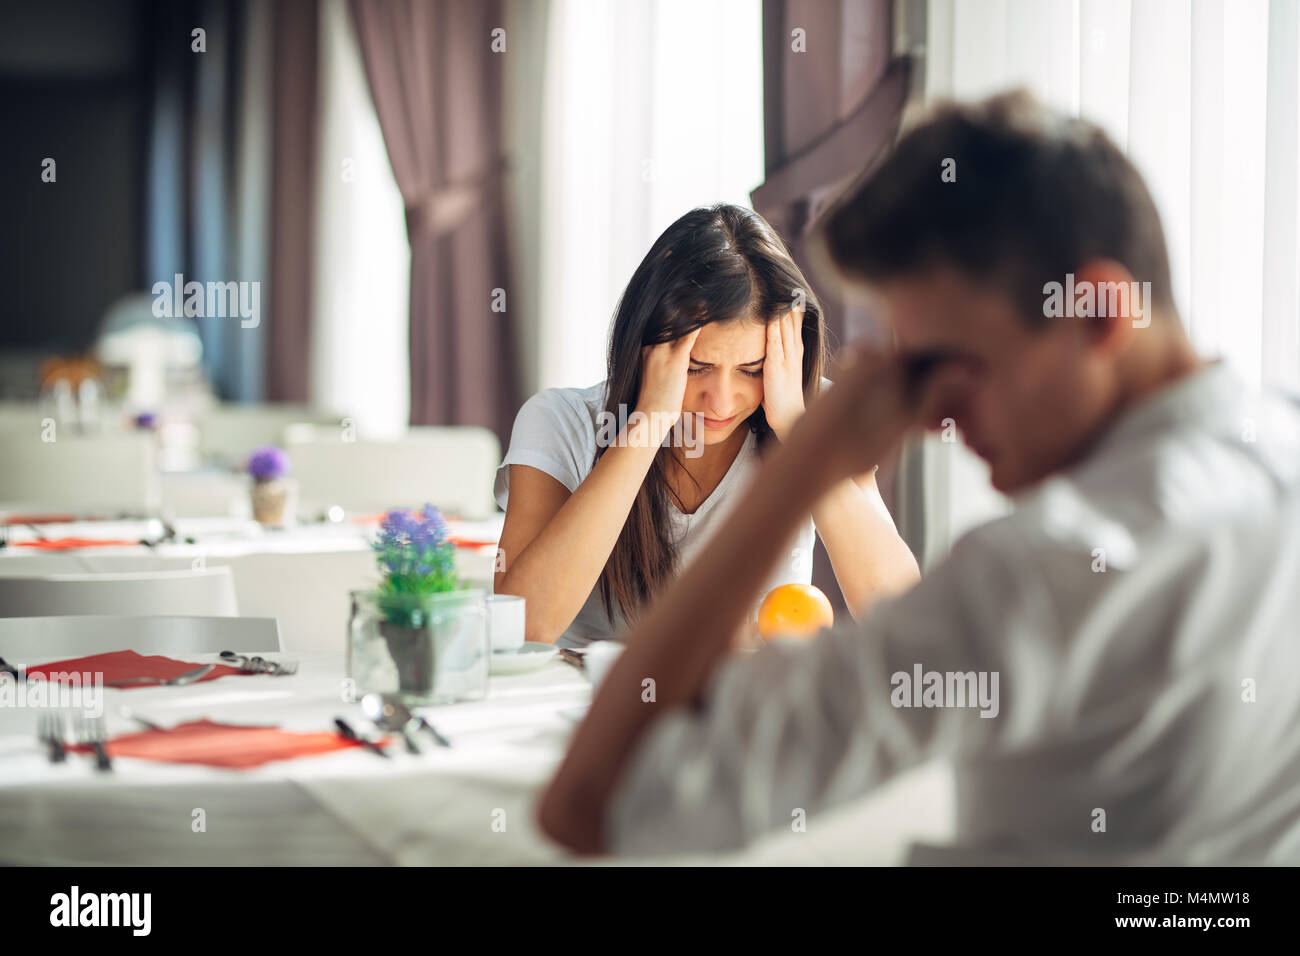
[{"xmin": 814, "ymin": 89, "xmax": 1176, "ymax": 326}]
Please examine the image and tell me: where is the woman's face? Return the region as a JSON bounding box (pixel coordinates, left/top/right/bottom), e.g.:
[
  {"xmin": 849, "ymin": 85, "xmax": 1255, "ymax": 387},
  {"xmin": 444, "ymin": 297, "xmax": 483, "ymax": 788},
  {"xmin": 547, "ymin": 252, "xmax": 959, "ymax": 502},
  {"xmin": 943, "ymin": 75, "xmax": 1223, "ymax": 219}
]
[{"xmin": 683, "ymin": 318, "xmax": 769, "ymax": 445}]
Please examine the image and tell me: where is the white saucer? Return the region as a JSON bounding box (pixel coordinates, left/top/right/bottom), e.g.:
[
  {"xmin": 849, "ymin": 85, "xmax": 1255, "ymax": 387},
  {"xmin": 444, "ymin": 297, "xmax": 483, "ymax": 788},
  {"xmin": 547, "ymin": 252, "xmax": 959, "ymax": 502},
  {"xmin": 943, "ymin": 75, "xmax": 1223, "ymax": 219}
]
[
  {"xmin": 490, "ymin": 642, "xmax": 559, "ymax": 675},
  {"xmin": 557, "ymin": 705, "xmax": 588, "ymax": 724}
]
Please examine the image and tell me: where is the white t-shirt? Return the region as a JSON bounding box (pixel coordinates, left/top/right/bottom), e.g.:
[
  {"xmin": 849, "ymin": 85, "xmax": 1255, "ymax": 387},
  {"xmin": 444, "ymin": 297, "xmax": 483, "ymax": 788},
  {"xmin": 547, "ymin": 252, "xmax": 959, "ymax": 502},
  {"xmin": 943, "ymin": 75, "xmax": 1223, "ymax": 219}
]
[
  {"xmin": 605, "ymin": 361, "xmax": 1300, "ymax": 864},
  {"xmin": 493, "ymin": 381, "xmax": 816, "ymax": 648}
]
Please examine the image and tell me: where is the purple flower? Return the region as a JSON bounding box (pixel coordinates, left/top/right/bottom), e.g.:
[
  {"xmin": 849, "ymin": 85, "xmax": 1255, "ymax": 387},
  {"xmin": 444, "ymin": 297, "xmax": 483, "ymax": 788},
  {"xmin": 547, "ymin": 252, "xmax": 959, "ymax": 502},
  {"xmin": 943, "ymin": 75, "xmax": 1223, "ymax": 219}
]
[
  {"xmin": 247, "ymin": 445, "xmax": 291, "ymax": 481},
  {"xmin": 371, "ymin": 503, "xmax": 458, "ymax": 598},
  {"xmin": 133, "ymin": 411, "xmax": 158, "ymax": 430}
]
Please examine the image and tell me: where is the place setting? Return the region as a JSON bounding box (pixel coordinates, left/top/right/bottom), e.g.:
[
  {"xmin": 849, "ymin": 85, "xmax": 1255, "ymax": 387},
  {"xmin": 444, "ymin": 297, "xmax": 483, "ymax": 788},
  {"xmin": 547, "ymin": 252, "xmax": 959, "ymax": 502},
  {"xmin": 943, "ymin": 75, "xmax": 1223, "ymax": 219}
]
[
  {"xmin": 33, "ymin": 708, "xmax": 375, "ymax": 772},
  {"xmin": 0, "ymin": 648, "xmax": 300, "ymax": 688}
]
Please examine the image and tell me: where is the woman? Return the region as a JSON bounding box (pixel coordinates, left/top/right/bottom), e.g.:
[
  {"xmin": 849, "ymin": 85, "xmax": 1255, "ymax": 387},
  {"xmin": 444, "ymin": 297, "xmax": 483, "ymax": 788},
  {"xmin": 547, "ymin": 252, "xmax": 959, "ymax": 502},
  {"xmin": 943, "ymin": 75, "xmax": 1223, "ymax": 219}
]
[{"xmin": 493, "ymin": 203, "xmax": 919, "ymax": 647}]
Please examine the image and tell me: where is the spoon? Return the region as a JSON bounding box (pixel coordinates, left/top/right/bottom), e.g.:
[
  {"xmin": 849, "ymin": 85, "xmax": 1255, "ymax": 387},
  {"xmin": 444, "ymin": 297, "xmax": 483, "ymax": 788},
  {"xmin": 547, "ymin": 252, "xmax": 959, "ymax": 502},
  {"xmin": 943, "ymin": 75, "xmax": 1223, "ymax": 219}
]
[{"xmin": 361, "ymin": 693, "xmax": 452, "ymax": 749}]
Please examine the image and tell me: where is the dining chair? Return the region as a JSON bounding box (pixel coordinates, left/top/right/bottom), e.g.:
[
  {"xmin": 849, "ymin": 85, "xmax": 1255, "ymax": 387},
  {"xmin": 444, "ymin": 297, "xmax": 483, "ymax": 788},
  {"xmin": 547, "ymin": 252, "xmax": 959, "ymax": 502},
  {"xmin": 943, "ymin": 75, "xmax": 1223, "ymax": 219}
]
[
  {"xmin": 0, "ymin": 432, "xmax": 160, "ymax": 514},
  {"xmin": 0, "ymin": 567, "xmax": 238, "ymax": 618},
  {"xmin": 0, "ymin": 615, "xmax": 282, "ymax": 658},
  {"xmin": 195, "ymin": 402, "xmax": 344, "ymax": 468},
  {"xmin": 286, "ymin": 426, "xmax": 501, "ymax": 518}
]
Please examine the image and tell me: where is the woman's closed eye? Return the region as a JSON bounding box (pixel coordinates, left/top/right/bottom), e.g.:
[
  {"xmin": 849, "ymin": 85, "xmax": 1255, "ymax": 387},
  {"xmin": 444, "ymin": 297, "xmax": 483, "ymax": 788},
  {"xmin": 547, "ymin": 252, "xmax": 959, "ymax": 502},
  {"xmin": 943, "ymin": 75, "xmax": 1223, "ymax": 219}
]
[{"xmin": 688, "ymin": 364, "xmax": 764, "ymax": 378}]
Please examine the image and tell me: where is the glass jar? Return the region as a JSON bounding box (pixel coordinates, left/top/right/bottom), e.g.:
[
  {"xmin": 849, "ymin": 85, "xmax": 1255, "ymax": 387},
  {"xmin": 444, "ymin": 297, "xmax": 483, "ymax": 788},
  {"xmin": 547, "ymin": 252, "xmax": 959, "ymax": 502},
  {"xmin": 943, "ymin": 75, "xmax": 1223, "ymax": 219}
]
[{"xmin": 348, "ymin": 589, "xmax": 488, "ymax": 705}]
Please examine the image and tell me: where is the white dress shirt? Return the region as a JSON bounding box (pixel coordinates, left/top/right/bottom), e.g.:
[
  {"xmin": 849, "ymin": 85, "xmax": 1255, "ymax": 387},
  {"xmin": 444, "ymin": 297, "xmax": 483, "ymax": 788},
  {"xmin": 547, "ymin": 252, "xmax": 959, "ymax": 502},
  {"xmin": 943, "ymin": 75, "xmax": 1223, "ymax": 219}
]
[{"xmin": 605, "ymin": 361, "xmax": 1300, "ymax": 863}]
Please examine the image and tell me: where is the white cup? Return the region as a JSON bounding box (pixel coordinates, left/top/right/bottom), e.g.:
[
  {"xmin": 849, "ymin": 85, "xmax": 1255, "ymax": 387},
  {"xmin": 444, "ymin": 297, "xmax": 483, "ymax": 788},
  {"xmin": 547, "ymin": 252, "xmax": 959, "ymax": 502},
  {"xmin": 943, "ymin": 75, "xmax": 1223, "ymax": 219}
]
[
  {"xmin": 583, "ymin": 639, "xmax": 625, "ymax": 689},
  {"xmin": 486, "ymin": 594, "xmax": 526, "ymax": 653}
]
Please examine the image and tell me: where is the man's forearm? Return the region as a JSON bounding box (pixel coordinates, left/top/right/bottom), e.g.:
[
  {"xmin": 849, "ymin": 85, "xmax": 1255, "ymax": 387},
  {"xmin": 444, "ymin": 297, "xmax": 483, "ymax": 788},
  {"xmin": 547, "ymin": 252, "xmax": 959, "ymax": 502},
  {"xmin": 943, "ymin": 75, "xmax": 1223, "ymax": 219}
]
[{"xmin": 537, "ymin": 427, "xmax": 838, "ymax": 852}]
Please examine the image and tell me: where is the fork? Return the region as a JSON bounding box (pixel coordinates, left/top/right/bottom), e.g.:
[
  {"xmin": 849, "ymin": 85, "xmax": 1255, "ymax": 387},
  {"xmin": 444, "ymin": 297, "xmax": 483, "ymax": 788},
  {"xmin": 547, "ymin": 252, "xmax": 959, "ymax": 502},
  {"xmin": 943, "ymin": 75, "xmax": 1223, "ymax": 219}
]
[
  {"xmin": 75, "ymin": 714, "xmax": 113, "ymax": 772},
  {"xmin": 220, "ymin": 651, "xmax": 297, "ymax": 675},
  {"xmin": 37, "ymin": 711, "xmax": 67, "ymax": 763}
]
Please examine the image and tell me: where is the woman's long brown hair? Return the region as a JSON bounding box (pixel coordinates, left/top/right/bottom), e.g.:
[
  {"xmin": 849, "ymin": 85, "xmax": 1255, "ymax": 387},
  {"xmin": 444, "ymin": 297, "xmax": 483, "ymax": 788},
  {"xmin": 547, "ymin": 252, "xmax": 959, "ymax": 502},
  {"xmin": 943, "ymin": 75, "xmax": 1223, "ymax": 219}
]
[{"xmin": 595, "ymin": 203, "xmax": 827, "ymax": 627}]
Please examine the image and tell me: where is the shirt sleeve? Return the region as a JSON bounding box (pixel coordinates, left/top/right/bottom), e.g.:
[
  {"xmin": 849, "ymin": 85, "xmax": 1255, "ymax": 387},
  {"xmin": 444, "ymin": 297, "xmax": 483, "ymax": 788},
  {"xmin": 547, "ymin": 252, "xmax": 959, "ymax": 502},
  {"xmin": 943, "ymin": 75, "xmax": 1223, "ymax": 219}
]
[
  {"xmin": 493, "ymin": 389, "xmax": 597, "ymax": 510},
  {"xmin": 604, "ymin": 518, "xmax": 1062, "ymax": 856}
]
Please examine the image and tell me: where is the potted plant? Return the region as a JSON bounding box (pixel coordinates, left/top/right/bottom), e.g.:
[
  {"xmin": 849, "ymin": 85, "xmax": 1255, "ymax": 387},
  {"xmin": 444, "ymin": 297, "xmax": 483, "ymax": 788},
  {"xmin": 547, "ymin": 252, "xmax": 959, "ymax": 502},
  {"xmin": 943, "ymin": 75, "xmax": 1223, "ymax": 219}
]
[
  {"xmin": 350, "ymin": 505, "xmax": 487, "ymax": 703},
  {"xmin": 247, "ymin": 445, "xmax": 295, "ymax": 527}
]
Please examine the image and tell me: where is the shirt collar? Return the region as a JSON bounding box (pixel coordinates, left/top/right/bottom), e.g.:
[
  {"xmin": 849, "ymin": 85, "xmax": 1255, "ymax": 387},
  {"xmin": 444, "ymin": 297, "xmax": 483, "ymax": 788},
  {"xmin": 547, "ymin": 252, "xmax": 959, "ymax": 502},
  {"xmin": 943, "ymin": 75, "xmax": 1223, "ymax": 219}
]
[{"xmin": 1084, "ymin": 359, "xmax": 1241, "ymax": 459}]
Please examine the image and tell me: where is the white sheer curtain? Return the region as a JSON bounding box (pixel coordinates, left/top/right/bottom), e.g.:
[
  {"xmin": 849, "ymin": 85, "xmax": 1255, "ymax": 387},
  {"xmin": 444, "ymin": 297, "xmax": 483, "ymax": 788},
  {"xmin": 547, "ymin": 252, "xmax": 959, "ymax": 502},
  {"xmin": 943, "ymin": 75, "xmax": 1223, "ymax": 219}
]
[
  {"xmin": 310, "ymin": 0, "xmax": 411, "ymax": 438},
  {"xmin": 535, "ymin": 0, "xmax": 765, "ymax": 392},
  {"xmin": 911, "ymin": 0, "xmax": 1300, "ymax": 565}
]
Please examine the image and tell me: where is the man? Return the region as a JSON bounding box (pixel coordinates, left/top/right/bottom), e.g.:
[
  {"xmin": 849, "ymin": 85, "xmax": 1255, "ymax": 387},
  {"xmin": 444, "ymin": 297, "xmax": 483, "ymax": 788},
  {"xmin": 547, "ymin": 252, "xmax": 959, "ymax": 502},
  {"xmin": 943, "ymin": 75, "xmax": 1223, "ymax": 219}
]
[{"xmin": 537, "ymin": 90, "xmax": 1300, "ymax": 862}]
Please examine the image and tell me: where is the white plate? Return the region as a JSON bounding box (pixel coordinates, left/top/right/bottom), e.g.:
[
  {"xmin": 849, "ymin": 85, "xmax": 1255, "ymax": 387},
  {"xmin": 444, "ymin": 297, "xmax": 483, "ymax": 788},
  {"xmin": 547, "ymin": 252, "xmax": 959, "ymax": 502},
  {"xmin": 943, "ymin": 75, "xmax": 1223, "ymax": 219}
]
[{"xmin": 489, "ymin": 641, "xmax": 559, "ymax": 675}]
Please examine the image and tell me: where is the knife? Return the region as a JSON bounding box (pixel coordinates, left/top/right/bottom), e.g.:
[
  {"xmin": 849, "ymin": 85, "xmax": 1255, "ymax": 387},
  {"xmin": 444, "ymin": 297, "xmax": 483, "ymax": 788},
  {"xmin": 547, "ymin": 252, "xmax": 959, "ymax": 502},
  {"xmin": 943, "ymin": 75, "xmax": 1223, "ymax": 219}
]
[{"xmin": 334, "ymin": 717, "xmax": 390, "ymax": 758}]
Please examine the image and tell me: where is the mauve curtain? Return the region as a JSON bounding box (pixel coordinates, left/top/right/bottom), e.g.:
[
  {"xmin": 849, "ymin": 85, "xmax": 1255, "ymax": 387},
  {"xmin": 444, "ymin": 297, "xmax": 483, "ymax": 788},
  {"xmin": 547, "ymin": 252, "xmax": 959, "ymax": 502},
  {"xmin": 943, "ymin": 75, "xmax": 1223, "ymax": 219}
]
[
  {"xmin": 349, "ymin": 0, "xmax": 520, "ymax": 443},
  {"xmin": 752, "ymin": 0, "xmax": 913, "ymax": 606},
  {"xmin": 266, "ymin": 0, "xmax": 321, "ymax": 402}
]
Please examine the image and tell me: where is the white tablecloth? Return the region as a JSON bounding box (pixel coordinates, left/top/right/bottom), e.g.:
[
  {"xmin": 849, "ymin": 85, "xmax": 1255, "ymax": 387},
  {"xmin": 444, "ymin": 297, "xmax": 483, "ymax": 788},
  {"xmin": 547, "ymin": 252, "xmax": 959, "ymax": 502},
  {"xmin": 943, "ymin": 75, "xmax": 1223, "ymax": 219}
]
[
  {"xmin": 0, "ymin": 649, "xmax": 954, "ymax": 865},
  {"xmin": 0, "ymin": 517, "xmax": 503, "ymax": 654}
]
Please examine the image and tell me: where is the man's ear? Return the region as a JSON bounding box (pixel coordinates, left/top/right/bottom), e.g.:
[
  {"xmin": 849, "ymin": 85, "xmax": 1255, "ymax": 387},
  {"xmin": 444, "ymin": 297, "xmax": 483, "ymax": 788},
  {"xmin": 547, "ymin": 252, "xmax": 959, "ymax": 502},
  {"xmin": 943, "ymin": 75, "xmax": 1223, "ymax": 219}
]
[{"xmin": 1071, "ymin": 259, "xmax": 1140, "ymax": 356}]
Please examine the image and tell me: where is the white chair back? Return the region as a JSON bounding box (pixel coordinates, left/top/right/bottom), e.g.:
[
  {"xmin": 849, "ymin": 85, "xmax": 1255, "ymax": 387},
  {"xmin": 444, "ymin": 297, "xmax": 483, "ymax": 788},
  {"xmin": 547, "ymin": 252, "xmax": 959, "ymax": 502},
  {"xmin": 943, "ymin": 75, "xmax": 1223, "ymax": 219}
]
[
  {"xmin": 0, "ymin": 433, "xmax": 159, "ymax": 514},
  {"xmin": 287, "ymin": 427, "xmax": 501, "ymax": 518},
  {"xmin": 0, "ymin": 615, "xmax": 280, "ymax": 658},
  {"xmin": 0, "ymin": 568, "xmax": 238, "ymax": 618},
  {"xmin": 198, "ymin": 404, "xmax": 343, "ymax": 468}
]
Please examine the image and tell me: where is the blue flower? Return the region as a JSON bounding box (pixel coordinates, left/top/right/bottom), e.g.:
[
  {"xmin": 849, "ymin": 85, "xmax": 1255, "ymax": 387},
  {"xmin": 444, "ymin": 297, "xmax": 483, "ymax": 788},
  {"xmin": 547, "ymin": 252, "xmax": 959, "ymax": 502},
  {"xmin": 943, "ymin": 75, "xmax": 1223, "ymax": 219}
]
[{"xmin": 372, "ymin": 503, "xmax": 459, "ymax": 602}]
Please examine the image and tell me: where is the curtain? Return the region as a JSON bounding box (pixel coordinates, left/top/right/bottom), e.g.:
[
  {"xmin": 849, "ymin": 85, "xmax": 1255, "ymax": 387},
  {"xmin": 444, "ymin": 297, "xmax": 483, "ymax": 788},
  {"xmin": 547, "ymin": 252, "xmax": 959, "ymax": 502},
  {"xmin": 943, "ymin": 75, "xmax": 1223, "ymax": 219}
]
[
  {"xmin": 266, "ymin": 0, "xmax": 321, "ymax": 402},
  {"xmin": 752, "ymin": 0, "xmax": 914, "ymax": 600},
  {"xmin": 349, "ymin": 0, "xmax": 521, "ymax": 444},
  {"xmin": 143, "ymin": 0, "xmax": 273, "ymax": 403},
  {"xmin": 753, "ymin": 0, "xmax": 903, "ymax": 353},
  {"xmin": 311, "ymin": 0, "xmax": 411, "ymax": 437},
  {"xmin": 533, "ymin": 0, "xmax": 765, "ymax": 393},
  {"xmin": 912, "ymin": 0, "xmax": 1300, "ymax": 564}
]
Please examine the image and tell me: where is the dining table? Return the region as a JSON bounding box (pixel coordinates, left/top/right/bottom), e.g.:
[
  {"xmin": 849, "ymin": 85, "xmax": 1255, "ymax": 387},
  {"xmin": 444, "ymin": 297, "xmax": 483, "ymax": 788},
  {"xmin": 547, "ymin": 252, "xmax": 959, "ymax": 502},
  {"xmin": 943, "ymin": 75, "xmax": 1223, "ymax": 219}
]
[
  {"xmin": 0, "ymin": 515, "xmax": 504, "ymax": 654},
  {"xmin": 0, "ymin": 645, "xmax": 956, "ymax": 866}
]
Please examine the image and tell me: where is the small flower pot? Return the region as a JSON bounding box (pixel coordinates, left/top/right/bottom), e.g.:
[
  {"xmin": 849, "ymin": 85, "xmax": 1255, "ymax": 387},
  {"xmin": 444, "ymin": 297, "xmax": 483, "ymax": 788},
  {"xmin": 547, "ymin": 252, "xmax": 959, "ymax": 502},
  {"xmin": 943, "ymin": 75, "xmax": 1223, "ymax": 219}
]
[{"xmin": 251, "ymin": 477, "xmax": 296, "ymax": 527}]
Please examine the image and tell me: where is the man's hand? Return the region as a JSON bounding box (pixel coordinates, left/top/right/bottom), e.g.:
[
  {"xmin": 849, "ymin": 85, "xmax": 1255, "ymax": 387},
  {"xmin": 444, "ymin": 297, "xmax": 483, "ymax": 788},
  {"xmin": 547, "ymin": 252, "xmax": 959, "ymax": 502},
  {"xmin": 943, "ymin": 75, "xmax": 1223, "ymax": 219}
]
[
  {"xmin": 787, "ymin": 347, "xmax": 914, "ymax": 485},
  {"xmin": 790, "ymin": 345, "xmax": 978, "ymax": 487}
]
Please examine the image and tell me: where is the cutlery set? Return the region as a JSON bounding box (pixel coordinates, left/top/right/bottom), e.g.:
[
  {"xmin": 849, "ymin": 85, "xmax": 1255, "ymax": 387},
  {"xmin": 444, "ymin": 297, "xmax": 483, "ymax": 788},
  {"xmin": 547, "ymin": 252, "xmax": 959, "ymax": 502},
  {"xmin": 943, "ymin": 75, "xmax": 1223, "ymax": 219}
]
[
  {"xmin": 37, "ymin": 711, "xmax": 112, "ymax": 771},
  {"xmin": 27, "ymin": 650, "xmax": 298, "ymax": 768},
  {"xmin": 334, "ymin": 691, "xmax": 453, "ymax": 758},
  {"xmin": 29, "ymin": 655, "xmax": 444, "ymax": 768},
  {"xmin": 219, "ymin": 651, "xmax": 299, "ymax": 676}
]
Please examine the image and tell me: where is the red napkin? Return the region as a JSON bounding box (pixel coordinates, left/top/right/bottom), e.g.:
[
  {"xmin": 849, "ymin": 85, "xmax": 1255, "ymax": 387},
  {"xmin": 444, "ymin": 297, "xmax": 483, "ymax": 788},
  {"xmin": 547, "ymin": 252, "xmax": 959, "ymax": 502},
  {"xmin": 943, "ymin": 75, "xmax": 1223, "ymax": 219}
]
[
  {"xmin": 26, "ymin": 650, "xmax": 241, "ymax": 687},
  {"xmin": 447, "ymin": 535, "xmax": 499, "ymax": 549},
  {"xmin": 67, "ymin": 718, "xmax": 375, "ymax": 769},
  {"xmin": 14, "ymin": 537, "xmax": 142, "ymax": 550},
  {"xmin": 349, "ymin": 513, "xmax": 497, "ymax": 548},
  {"xmin": 2, "ymin": 513, "xmax": 83, "ymax": 525}
]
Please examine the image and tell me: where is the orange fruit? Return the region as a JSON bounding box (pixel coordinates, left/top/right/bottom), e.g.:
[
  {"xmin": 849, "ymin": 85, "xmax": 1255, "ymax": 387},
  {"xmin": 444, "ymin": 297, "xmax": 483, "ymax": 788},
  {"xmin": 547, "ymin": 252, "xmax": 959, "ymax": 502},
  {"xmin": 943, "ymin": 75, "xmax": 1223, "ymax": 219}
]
[{"xmin": 757, "ymin": 583, "xmax": 834, "ymax": 640}]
